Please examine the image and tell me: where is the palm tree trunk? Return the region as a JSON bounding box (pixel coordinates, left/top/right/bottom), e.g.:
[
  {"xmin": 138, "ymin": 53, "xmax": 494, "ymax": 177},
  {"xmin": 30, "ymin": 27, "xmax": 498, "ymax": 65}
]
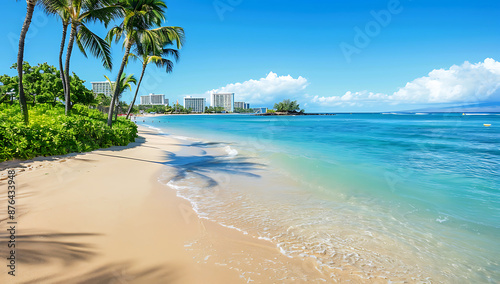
[
  {"xmin": 126, "ymin": 63, "xmax": 147, "ymax": 119},
  {"xmin": 114, "ymin": 98, "xmax": 119, "ymax": 122},
  {"xmin": 59, "ymin": 21, "xmax": 68, "ymax": 101},
  {"xmin": 17, "ymin": 1, "xmax": 36, "ymax": 124},
  {"xmin": 107, "ymin": 40, "xmax": 132, "ymax": 127},
  {"xmin": 0, "ymin": 94, "xmax": 8, "ymax": 104},
  {"xmin": 64, "ymin": 23, "xmax": 77, "ymax": 115}
]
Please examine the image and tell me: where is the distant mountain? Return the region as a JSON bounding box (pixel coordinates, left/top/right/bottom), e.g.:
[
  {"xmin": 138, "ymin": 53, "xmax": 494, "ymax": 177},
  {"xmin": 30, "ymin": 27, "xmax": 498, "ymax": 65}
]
[{"xmin": 402, "ymin": 102, "xmax": 500, "ymax": 113}]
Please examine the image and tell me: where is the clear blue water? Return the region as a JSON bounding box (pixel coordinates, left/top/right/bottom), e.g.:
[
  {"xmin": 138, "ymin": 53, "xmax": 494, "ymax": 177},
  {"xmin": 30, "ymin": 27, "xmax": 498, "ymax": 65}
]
[{"xmin": 138, "ymin": 113, "xmax": 499, "ymax": 282}]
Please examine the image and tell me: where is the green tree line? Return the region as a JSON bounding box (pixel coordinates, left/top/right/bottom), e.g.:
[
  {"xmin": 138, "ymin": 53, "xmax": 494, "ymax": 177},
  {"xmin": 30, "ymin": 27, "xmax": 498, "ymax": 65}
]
[
  {"xmin": 1, "ymin": 62, "xmax": 94, "ymax": 105},
  {"xmin": 138, "ymin": 104, "xmax": 192, "ymax": 114}
]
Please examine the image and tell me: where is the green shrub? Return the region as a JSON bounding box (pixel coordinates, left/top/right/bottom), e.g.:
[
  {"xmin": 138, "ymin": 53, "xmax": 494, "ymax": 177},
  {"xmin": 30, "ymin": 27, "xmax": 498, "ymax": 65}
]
[{"xmin": 0, "ymin": 104, "xmax": 138, "ymax": 162}]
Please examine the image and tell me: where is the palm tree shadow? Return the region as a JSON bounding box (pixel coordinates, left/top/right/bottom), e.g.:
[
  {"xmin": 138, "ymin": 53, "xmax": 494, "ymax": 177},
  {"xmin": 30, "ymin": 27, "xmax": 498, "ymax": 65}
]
[
  {"xmin": 181, "ymin": 141, "xmax": 231, "ymax": 148},
  {"xmin": 165, "ymin": 149, "xmax": 265, "ymax": 188},
  {"xmin": 0, "ymin": 232, "xmax": 99, "ymax": 266},
  {"xmin": 46, "ymin": 262, "xmax": 180, "ymax": 284}
]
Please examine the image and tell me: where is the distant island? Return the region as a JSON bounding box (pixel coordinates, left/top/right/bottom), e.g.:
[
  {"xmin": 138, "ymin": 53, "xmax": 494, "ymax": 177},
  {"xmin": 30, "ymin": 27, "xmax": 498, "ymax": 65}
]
[{"xmin": 256, "ymin": 99, "xmax": 335, "ymax": 116}]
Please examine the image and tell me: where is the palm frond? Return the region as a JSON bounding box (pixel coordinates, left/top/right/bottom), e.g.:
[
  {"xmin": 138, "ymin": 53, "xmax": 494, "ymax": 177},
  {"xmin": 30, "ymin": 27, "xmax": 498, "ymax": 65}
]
[
  {"xmin": 106, "ymin": 25, "xmax": 124, "ymax": 44},
  {"xmin": 127, "ymin": 52, "xmax": 141, "ymax": 64},
  {"xmin": 81, "ymin": 5, "xmax": 124, "ymax": 27},
  {"xmin": 103, "ymin": 74, "xmax": 115, "ymax": 91},
  {"xmin": 122, "ymin": 74, "xmax": 137, "ymax": 92},
  {"xmin": 75, "ymin": 34, "xmax": 89, "ymax": 58},
  {"xmin": 82, "ymin": 0, "xmax": 118, "ymax": 12},
  {"xmin": 150, "ymin": 57, "xmax": 173, "ymax": 73},
  {"xmin": 40, "ymin": 0, "xmax": 67, "ymax": 15},
  {"xmin": 161, "ymin": 48, "xmax": 179, "ymax": 62},
  {"xmin": 58, "ymin": 8, "xmax": 71, "ymax": 23},
  {"xmin": 151, "ymin": 26, "xmax": 185, "ymax": 49},
  {"xmin": 77, "ymin": 25, "xmax": 113, "ymax": 70},
  {"xmin": 111, "ymin": 73, "xmax": 137, "ymax": 97},
  {"xmin": 122, "ymin": 0, "xmax": 167, "ymax": 31},
  {"xmin": 137, "ymin": 29, "xmax": 159, "ymax": 53}
]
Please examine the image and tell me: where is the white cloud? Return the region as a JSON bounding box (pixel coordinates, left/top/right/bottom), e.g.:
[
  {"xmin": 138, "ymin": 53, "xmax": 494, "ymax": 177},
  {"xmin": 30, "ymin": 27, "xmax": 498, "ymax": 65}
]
[
  {"xmin": 207, "ymin": 72, "xmax": 308, "ymax": 104},
  {"xmin": 312, "ymin": 91, "xmax": 389, "ymax": 105},
  {"xmin": 392, "ymin": 58, "xmax": 500, "ymax": 103},
  {"xmin": 313, "ymin": 58, "xmax": 500, "ymax": 107}
]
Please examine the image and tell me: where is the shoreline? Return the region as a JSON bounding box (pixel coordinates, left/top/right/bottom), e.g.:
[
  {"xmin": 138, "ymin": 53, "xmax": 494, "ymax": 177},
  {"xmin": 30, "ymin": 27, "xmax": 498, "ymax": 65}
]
[{"xmin": 0, "ymin": 126, "xmax": 333, "ymax": 283}]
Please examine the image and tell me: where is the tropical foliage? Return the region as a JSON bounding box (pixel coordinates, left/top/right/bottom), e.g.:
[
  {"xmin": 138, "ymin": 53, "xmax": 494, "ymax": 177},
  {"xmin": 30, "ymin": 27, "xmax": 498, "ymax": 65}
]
[
  {"xmin": 0, "ymin": 103, "xmax": 137, "ymax": 162},
  {"xmin": 204, "ymin": 106, "xmax": 225, "ymax": 113},
  {"xmin": 234, "ymin": 107, "xmax": 254, "ymax": 113},
  {"xmin": 136, "ymin": 104, "xmax": 191, "ymax": 114},
  {"xmin": 0, "ymin": 62, "xmax": 95, "ymax": 106},
  {"xmin": 274, "ymin": 99, "xmax": 304, "ymax": 113},
  {"xmin": 137, "ymin": 104, "xmax": 168, "ymax": 113},
  {"xmin": 171, "ymin": 103, "xmax": 191, "ymax": 114}
]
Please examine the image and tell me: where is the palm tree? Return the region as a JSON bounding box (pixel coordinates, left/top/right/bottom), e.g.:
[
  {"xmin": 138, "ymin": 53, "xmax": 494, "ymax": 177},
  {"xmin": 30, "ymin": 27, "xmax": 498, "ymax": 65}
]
[
  {"xmin": 105, "ymin": 0, "xmax": 184, "ymax": 127},
  {"xmin": 16, "ymin": 0, "xmax": 39, "ymax": 124},
  {"xmin": 44, "ymin": 0, "xmax": 122, "ymax": 115},
  {"xmin": 38, "ymin": 0, "xmax": 69, "ymax": 100},
  {"xmin": 104, "ymin": 73, "xmax": 136, "ymax": 121},
  {"xmin": 125, "ymin": 39, "xmax": 179, "ymax": 119},
  {"xmin": 53, "ymin": 3, "xmax": 70, "ymax": 99}
]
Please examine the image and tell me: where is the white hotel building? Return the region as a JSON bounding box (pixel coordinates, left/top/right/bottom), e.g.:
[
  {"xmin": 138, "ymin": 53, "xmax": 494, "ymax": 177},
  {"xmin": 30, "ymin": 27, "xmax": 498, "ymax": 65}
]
[
  {"xmin": 91, "ymin": 81, "xmax": 115, "ymax": 97},
  {"xmin": 211, "ymin": 93, "xmax": 234, "ymax": 112},
  {"xmin": 234, "ymin": 101, "xmax": 250, "ymax": 109},
  {"xmin": 140, "ymin": 93, "xmax": 169, "ymax": 105},
  {"xmin": 184, "ymin": 96, "xmax": 206, "ymax": 113}
]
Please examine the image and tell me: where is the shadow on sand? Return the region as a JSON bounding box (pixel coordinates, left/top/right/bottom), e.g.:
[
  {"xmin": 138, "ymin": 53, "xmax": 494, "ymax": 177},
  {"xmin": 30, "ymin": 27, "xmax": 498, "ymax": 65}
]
[
  {"xmin": 0, "ymin": 135, "xmax": 147, "ymax": 172},
  {"xmin": 164, "ymin": 146, "xmax": 264, "ymax": 188},
  {"xmin": 0, "ymin": 232, "xmax": 99, "ymax": 266},
  {"xmin": 22, "ymin": 261, "xmax": 180, "ymax": 284},
  {"xmin": 94, "ymin": 137, "xmax": 265, "ymax": 189}
]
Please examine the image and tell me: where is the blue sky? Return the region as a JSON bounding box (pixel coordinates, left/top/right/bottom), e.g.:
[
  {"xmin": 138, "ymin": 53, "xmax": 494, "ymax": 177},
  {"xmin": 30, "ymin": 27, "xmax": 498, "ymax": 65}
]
[{"xmin": 1, "ymin": 0, "xmax": 499, "ymax": 112}]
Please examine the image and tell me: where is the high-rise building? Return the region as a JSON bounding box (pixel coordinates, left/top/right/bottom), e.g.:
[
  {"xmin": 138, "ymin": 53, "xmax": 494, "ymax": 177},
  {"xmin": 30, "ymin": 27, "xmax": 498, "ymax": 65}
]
[
  {"xmin": 91, "ymin": 81, "xmax": 114, "ymax": 97},
  {"xmin": 184, "ymin": 96, "xmax": 206, "ymax": 113},
  {"xmin": 234, "ymin": 102, "xmax": 250, "ymax": 109},
  {"xmin": 211, "ymin": 93, "xmax": 234, "ymax": 112},
  {"xmin": 140, "ymin": 93, "xmax": 168, "ymax": 105},
  {"xmin": 234, "ymin": 102, "xmax": 244, "ymax": 109}
]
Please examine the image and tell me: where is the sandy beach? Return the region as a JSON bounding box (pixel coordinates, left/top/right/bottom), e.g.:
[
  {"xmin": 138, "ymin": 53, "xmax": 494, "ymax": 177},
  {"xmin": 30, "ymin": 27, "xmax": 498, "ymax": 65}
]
[{"xmin": 0, "ymin": 127, "xmax": 335, "ymax": 284}]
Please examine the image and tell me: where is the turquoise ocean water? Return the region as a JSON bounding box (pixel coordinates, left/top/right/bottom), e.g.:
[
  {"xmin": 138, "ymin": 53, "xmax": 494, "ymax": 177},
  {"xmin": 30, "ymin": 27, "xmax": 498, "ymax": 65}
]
[{"xmin": 138, "ymin": 113, "xmax": 499, "ymax": 282}]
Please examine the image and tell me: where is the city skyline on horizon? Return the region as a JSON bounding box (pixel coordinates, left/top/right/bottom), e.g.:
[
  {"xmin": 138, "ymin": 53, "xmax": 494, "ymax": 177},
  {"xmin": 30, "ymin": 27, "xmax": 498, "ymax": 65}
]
[{"xmin": 138, "ymin": 92, "xmax": 257, "ymax": 113}]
